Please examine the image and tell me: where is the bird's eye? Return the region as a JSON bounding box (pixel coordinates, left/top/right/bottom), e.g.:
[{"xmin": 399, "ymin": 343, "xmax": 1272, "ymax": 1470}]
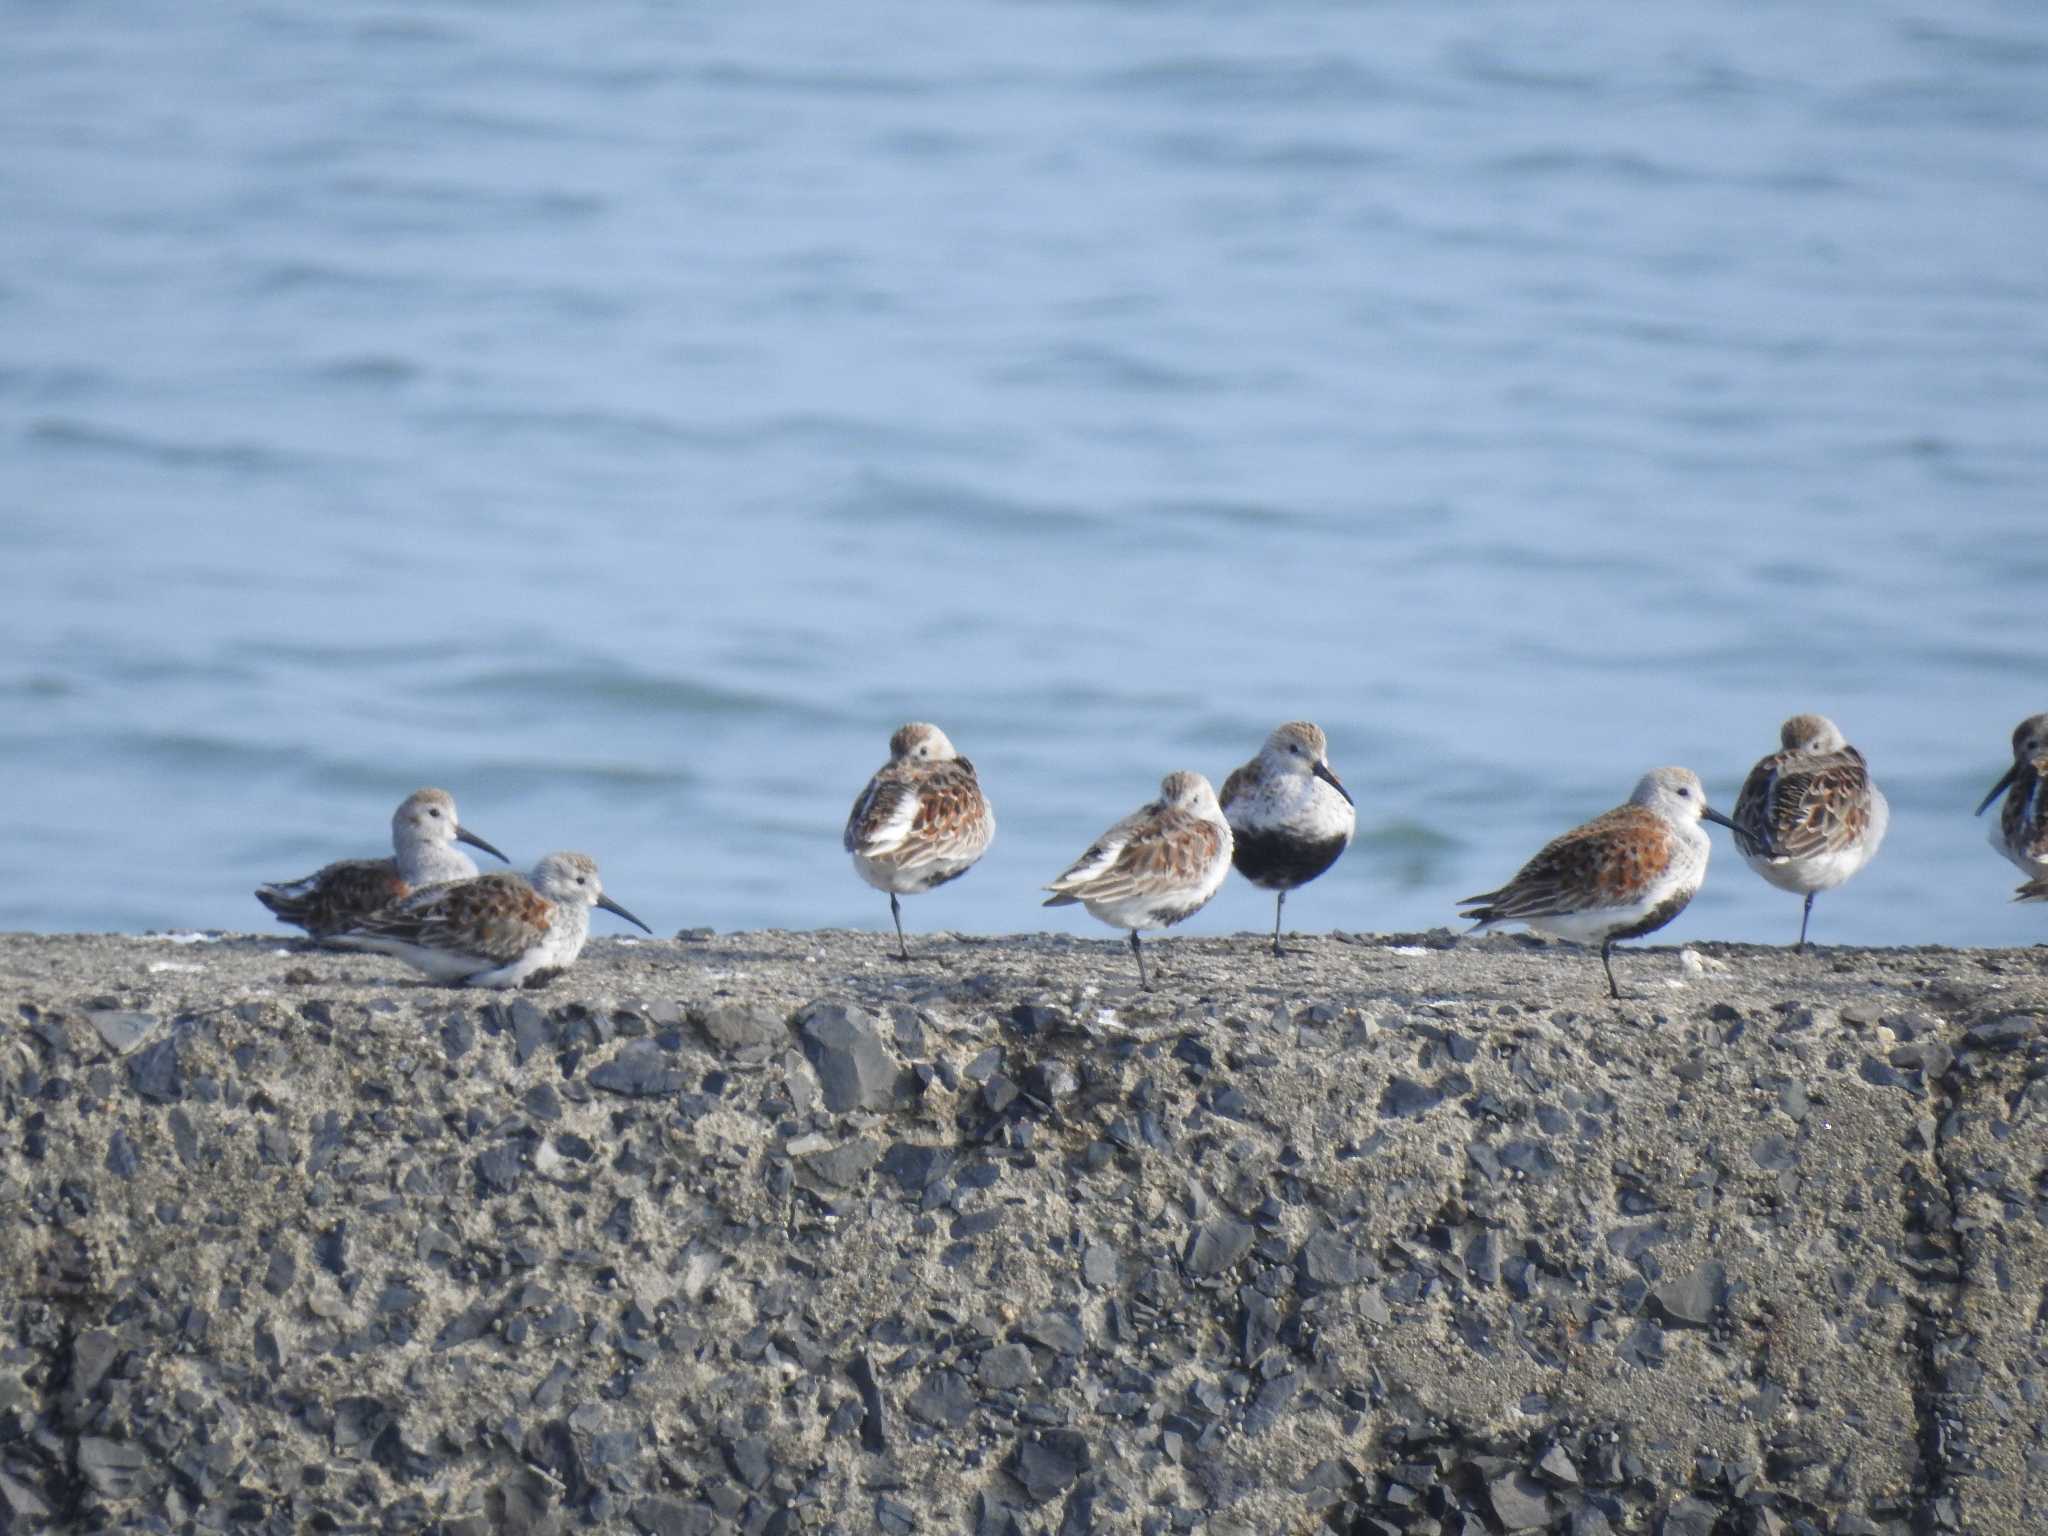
[
  {"xmin": 1678, "ymin": 786, "xmax": 1692, "ymax": 797},
  {"xmin": 430, "ymin": 808, "xmax": 443, "ymax": 817}
]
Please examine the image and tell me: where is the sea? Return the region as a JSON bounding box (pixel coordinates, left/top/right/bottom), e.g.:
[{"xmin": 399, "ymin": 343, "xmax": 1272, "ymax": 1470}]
[{"xmin": 4, "ymin": 1, "xmax": 2047, "ymax": 950}]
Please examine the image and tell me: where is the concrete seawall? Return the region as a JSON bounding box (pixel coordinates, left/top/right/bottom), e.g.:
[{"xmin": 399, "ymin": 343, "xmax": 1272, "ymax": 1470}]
[{"xmin": 2, "ymin": 929, "xmax": 2045, "ymax": 1535}]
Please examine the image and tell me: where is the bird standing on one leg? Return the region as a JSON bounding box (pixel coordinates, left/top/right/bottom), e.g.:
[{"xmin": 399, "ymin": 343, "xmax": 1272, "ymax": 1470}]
[
  {"xmin": 1459, "ymin": 766, "xmax": 1737, "ymax": 1000},
  {"xmin": 1043, "ymin": 771, "xmax": 1233, "ymax": 989},
  {"xmin": 1730, "ymin": 713, "xmax": 1888, "ymax": 951},
  {"xmin": 844, "ymin": 723, "xmax": 995, "ymax": 960},
  {"xmin": 1219, "ymin": 721, "xmax": 1355, "ymax": 957}
]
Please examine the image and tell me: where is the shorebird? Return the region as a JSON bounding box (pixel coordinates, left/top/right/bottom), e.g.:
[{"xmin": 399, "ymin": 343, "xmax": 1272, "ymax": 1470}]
[
  {"xmin": 1458, "ymin": 766, "xmax": 1737, "ymax": 1000},
  {"xmin": 256, "ymin": 787, "xmax": 507, "ymax": 940},
  {"xmin": 1219, "ymin": 720, "xmax": 1355, "ymax": 956},
  {"xmin": 1730, "ymin": 714, "xmax": 1888, "ymax": 950},
  {"xmin": 328, "ymin": 851, "xmax": 650, "ymax": 988},
  {"xmin": 843, "ymin": 722, "xmax": 995, "ymax": 959},
  {"xmin": 1043, "ymin": 770, "xmax": 1233, "ymax": 989},
  {"xmin": 1976, "ymin": 713, "xmax": 2048, "ymax": 897}
]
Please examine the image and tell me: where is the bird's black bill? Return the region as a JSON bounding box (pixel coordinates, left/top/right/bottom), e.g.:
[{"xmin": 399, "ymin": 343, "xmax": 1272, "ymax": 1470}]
[
  {"xmin": 1700, "ymin": 805, "xmax": 1739, "ymax": 832},
  {"xmin": 1313, "ymin": 760, "xmax": 1355, "ymax": 806},
  {"xmin": 597, "ymin": 894, "xmax": 653, "ymax": 934},
  {"xmin": 1976, "ymin": 765, "xmax": 2019, "ymax": 817},
  {"xmin": 456, "ymin": 825, "xmax": 510, "ymax": 863}
]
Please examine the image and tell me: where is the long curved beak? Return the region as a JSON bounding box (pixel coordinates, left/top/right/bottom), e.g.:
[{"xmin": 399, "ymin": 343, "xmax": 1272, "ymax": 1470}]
[
  {"xmin": 1976, "ymin": 764, "xmax": 2019, "ymax": 817},
  {"xmin": 1313, "ymin": 759, "xmax": 1355, "ymax": 806},
  {"xmin": 1701, "ymin": 804, "xmax": 1739, "ymax": 833},
  {"xmin": 456, "ymin": 825, "xmax": 510, "ymax": 863},
  {"xmin": 597, "ymin": 893, "xmax": 653, "ymax": 935}
]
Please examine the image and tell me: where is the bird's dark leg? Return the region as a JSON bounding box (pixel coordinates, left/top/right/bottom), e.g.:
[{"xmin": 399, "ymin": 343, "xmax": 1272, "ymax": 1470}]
[
  {"xmin": 1796, "ymin": 892, "xmax": 1814, "ymax": 953},
  {"xmin": 1130, "ymin": 930, "xmax": 1150, "ymax": 990},
  {"xmin": 1600, "ymin": 937, "xmax": 1622, "ymax": 1000},
  {"xmin": 1271, "ymin": 890, "xmax": 1286, "ymax": 959},
  {"xmin": 889, "ymin": 893, "xmax": 909, "ymax": 962}
]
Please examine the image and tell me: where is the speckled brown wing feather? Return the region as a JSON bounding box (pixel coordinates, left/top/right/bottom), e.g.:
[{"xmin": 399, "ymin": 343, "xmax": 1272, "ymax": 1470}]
[
  {"xmin": 256, "ymin": 857, "xmax": 407, "ymax": 938},
  {"xmin": 905, "ymin": 759, "xmax": 991, "ymax": 856},
  {"xmin": 1049, "ymin": 809, "xmax": 1225, "ymax": 906},
  {"xmin": 2002, "ymin": 766, "xmax": 2048, "ymax": 865},
  {"xmin": 843, "ymin": 770, "xmax": 911, "ymax": 855},
  {"xmin": 340, "ymin": 873, "xmax": 552, "ymax": 962},
  {"xmin": 846, "ymin": 758, "xmax": 990, "ymax": 868},
  {"xmin": 1733, "ymin": 746, "xmax": 1873, "ymax": 863},
  {"xmin": 1460, "ymin": 805, "xmax": 1672, "ymax": 920}
]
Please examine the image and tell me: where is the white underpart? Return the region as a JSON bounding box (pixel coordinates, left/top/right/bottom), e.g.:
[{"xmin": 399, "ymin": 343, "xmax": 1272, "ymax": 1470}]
[
  {"xmin": 1746, "ymin": 785, "xmax": 1890, "ymax": 895},
  {"xmin": 1224, "ymin": 766, "xmax": 1355, "ymax": 846}
]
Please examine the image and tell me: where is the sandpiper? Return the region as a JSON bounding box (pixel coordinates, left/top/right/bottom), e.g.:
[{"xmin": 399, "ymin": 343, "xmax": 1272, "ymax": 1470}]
[
  {"xmin": 256, "ymin": 787, "xmax": 507, "ymax": 940},
  {"xmin": 843, "ymin": 722, "xmax": 995, "ymax": 959},
  {"xmin": 1219, "ymin": 721, "xmax": 1355, "ymax": 956},
  {"xmin": 1976, "ymin": 713, "xmax": 2048, "ymax": 897},
  {"xmin": 1459, "ymin": 766, "xmax": 1736, "ymax": 999},
  {"xmin": 1730, "ymin": 714, "xmax": 1888, "ymax": 950},
  {"xmin": 1043, "ymin": 770, "xmax": 1233, "ymax": 989},
  {"xmin": 328, "ymin": 851, "xmax": 649, "ymax": 988}
]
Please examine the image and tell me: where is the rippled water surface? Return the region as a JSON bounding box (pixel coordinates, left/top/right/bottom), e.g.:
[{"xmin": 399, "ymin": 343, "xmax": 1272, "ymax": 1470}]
[{"xmin": 4, "ymin": 1, "xmax": 2047, "ymax": 946}]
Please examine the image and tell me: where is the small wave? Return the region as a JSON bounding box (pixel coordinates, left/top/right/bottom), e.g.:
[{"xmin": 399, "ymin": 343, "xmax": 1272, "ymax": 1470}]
[
  {"xmin": 1145, "ymin": 497, "xmax": 1313, "ymax": 533},
  {"xmin": 1480, "ymin": 147, "xmax": 1701, "ymax": 185},
  {"xmin": 992, "ymin": 342, "xmax": 1234, "ymax": 396},
  {"xmin": 25, "ymin": 418, "xmax": 321, "ymax": 476},
  {"xmin": 832, "ymin": 472, "xmax": 1102, "ymax": 537},
  {"xmin": 699, "ymin": 61, "xmax": 937, "ymax": 98},
  {"xmin": 1099, "ymin": 55, "xmax": 1390, "ymax": 107},
  {"xmin": 428, "ymin": 663, "xmax": 843, "ymax": 726},
  {"xmin": 418, "ymin": 403, "xmax": 722, "ymax": 452},
  {"xmin": 310, "ymin": 354, "xmax": 421, "ymax": 388}
]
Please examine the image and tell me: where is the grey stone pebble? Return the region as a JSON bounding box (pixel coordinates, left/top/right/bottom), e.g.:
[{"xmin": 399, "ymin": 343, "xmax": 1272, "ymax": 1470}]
[
  {"xmin": 588, "ymin": 1038, "xmax": 684, "ymax": 1098},
  {"xmin": 1012, "ymin": 1429, "xmax": 1091, "ymax": 1503},
  {"xmin": 799, "ymin": 1001, "xmax": 898, "ymax": 1111},
  {"xmin": 1184, "ymin": 1216, "xmax": 1254, "ymax": 1277},
  {"xmin": 86, "ymin": 1009, "xmax": 156, "ymax": 1054}
]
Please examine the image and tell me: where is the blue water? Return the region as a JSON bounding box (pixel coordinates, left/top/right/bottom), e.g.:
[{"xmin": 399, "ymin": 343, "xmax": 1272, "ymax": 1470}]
[{"xmin": 4, "ymin": 2, "xmax": 2046, "ymax": 948}]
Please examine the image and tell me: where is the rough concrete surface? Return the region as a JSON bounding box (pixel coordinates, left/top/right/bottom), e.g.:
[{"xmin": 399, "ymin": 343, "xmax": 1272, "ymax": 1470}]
[{"xmin": 3, "ymin": 926, "xmax": 2047, "ymax": 1536}]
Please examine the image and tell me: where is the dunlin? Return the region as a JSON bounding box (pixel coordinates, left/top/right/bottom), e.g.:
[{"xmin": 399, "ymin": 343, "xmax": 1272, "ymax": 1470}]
[
  {"xmin": 1459, "ymin": 766, "xmax": 1736, "ymax": 999},
  {"xmin": 255, "ymin": 787, "xmax": 507, "ymax": 939},
  {"xmin": 1976, "ymin": 713, "xmax": 2048, "ymax": 896},
  {"xmin": 1219, "ymin": 720, "xmax": 1355, "ymax": 956},
  {"xmin": 844, "ymin": 722, "xmax": 995, "ymax": 959},
  {"xmin": 1043, "ymin": 770, "xmax": 1233, "ymax": 989},
  {"xmin": 329, "ymin": 851, "xmax": 650, "ymax": 988},
  {"xmin": 1730, "ymin": 714, "xmax": 1888, "ymax": 950}
]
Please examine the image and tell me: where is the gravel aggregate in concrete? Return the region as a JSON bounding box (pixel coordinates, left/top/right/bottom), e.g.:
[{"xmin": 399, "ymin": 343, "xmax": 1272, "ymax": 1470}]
[{"xmin": 3, "ymin": 927, "xmax": 2047, "ymax": 1533}]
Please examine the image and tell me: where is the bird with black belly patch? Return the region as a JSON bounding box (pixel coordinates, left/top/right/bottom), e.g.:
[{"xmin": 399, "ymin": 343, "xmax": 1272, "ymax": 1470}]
[
  {"xmin": 1219, "ymin": 721, "xmax": 1355, "ymax": 956},
  {"xmin": 1459, "ymin": 766, "xmax": 1737, "ymax": 1000}
]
